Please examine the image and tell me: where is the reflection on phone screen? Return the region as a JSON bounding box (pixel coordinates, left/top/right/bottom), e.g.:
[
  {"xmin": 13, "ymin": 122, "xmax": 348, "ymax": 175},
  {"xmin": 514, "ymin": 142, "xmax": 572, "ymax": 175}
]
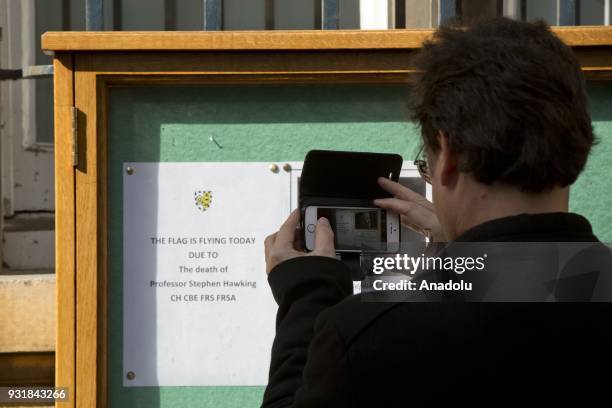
[{"xmin": 317, "ymin": 208, "xmax": 387, "ymax": 250}]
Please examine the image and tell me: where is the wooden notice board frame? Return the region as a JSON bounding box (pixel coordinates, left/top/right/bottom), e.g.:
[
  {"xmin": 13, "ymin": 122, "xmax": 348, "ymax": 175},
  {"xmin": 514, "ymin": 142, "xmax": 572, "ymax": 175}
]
[{"xmin": 43, "ymin": 28, "xmax": 612, "ymax": 407}]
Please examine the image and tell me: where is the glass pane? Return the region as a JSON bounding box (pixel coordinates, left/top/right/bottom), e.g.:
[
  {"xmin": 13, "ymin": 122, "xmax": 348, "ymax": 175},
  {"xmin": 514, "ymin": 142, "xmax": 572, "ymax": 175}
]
[
  {"xmin": 276, "ymin": 0, "xmax": 316, "ymax": 29},
  {"xmin": 405, "ymin": 0, "xmax": 435, "ymax": 28},
  {"xmin": 70, "ymin": 0, "xmax": 86, "ymax": 30},
  {"xmin": 461, "ymin": 0, "xmax": 500, "ymax": 19},
  {"xmin": 107, "ymin": 84, "xmax": 418, "ymax": 406},
  {"xmin": 340, "ymin": 0, "xmax": 360, "ymax": 29},
  {"xmin": 526, "ymin": 0, "xmax": 557, "ymax": 25},
  {"xmin": 176, "ymin": 0, "xmax": 204, "ymax": 29},
  {"xmin": 35, "ymin": 0, "xmax": 63, "ymax": 144},
  {"xmin": 35, "ymin": 79, "xmax": 54, "ymax": 144},
  {"xmin": 121, "ymin": 0, "xmax": 165, "ymax": 30},
  {"xmin": 224, "ymin": 0, "xmax": 266, "ymax": 30},
  {"xmin": 580, "ymin": 0, "xmax": 605, "ymax": 25}
]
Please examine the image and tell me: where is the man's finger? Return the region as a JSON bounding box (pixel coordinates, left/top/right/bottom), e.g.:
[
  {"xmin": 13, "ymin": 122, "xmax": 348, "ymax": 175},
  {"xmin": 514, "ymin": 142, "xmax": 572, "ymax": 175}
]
[
  {"xmin": 377, "ymin": 177, "xmax": 434, "ymax": 210},
  {"xmin": 293, "ymin": 226, "xmax": 305, "ymax": 251},
  {"xmin": 275, "ymin": 209, "xmax": 301, "ymax": 247},
  {"xmin": 314, "ymin": 217, "xmax": 335, "ymax": 256}
]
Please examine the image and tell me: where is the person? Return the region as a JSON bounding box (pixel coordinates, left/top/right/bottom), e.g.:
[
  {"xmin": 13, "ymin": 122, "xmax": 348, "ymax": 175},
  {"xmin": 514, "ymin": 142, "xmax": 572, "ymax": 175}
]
[{"xmin": 262, "ymin": 18, "xmax": 612, "ymax": 407}]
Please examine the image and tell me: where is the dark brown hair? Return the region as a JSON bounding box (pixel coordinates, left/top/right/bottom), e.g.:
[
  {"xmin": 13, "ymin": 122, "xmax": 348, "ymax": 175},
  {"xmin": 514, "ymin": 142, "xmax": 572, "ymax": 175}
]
[{"xmin": 410, "ymin": 17, "xmax": 595, "ymax": 192}]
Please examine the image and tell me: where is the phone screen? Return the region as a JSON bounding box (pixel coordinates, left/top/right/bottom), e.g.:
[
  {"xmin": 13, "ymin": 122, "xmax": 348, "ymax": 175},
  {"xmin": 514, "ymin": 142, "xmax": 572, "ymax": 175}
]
[{"xmin": 316, "ymin": 208, "xmax": 387, "ymax": 250}]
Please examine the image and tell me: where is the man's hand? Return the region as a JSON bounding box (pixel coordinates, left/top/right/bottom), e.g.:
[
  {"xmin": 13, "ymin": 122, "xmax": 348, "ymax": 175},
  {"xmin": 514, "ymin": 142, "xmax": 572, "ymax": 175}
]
[
  {"xmin": 264, "ymin": 209, "xmax": 336, "ymax": 274},
  {"xmin": 374, "ymin": 177, "xmax": 445, "ymax": 242}
]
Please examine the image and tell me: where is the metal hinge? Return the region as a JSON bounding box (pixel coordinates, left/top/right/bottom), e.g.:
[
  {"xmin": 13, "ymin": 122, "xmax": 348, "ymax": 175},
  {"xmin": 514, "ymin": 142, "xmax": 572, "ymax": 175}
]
[{"xmin": 71, "ymin": 107, "xmax": 78, "ymax": 167}]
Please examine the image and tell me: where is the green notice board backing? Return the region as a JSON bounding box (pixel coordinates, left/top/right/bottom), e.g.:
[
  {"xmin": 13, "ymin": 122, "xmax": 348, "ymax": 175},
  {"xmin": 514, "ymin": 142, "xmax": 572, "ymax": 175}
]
[
  {"xmin": 108, "ymin": 82, "xmax": 612, "ymax": 407},
  {"xmin": 572, "ymin": 82, "xmax": 612, "ymax": 241}
]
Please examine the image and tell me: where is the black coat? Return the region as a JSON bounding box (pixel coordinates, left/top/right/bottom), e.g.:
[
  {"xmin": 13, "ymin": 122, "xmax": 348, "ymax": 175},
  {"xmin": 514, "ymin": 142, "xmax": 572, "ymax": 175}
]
[{"xmin": 262, "ymin": 213, "xmax": 612, "ymax": 407}]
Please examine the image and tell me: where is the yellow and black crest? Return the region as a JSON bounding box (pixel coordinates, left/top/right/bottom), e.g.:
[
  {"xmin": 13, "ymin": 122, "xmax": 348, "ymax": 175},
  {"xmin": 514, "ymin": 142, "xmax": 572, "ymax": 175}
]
[{"xmin": 194, "ymin": 190, "xmax": 213, "ymax": 212}]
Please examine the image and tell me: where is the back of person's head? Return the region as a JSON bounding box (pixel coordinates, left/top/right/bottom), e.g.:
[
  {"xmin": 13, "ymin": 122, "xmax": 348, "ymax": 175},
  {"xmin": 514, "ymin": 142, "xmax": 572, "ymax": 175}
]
[{"xmin": 410, "ymin": 17, "xmax": 595, "ymax": 193}]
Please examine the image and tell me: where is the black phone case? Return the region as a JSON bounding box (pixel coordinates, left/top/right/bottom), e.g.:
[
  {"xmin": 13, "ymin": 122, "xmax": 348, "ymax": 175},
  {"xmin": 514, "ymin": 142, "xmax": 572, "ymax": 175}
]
[
  {"xmin": 299, "ymin": 149, "xmax": 403, "ymax": 210},
  {"xmin": 299, "ymin": 150, "xmax": 403, "ymax": 280}
]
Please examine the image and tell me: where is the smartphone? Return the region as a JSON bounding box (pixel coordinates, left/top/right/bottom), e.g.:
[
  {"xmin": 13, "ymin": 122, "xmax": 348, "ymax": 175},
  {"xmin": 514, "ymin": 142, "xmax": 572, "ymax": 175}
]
[{"xmin": 304, "ymin": 206, "xmax": 400, "ymax": 253}]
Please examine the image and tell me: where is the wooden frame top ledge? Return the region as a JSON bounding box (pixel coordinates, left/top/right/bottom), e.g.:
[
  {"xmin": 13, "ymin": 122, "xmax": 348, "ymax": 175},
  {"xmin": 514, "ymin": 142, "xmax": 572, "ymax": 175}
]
[{"xmin": 42, "ymin": 27, "xmax": 612, "ymax": 53}]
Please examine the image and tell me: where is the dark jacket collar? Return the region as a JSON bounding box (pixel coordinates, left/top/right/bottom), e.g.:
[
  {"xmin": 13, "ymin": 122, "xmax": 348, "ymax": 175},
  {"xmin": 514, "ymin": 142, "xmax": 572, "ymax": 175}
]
[{"xmin": 454, "ymin": 212, "xmax": 598, "ymax": 243}]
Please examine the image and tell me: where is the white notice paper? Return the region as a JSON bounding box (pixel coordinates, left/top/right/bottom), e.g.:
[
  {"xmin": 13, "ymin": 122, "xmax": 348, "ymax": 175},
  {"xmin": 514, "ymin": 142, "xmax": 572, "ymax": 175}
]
[
  {"xmin": 123, "ymin": 162, "xmax": 425, "ymax": 387},
  {"xmin": 123, "ymin": 163, "xmax": 291, "ymax": 386}
]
